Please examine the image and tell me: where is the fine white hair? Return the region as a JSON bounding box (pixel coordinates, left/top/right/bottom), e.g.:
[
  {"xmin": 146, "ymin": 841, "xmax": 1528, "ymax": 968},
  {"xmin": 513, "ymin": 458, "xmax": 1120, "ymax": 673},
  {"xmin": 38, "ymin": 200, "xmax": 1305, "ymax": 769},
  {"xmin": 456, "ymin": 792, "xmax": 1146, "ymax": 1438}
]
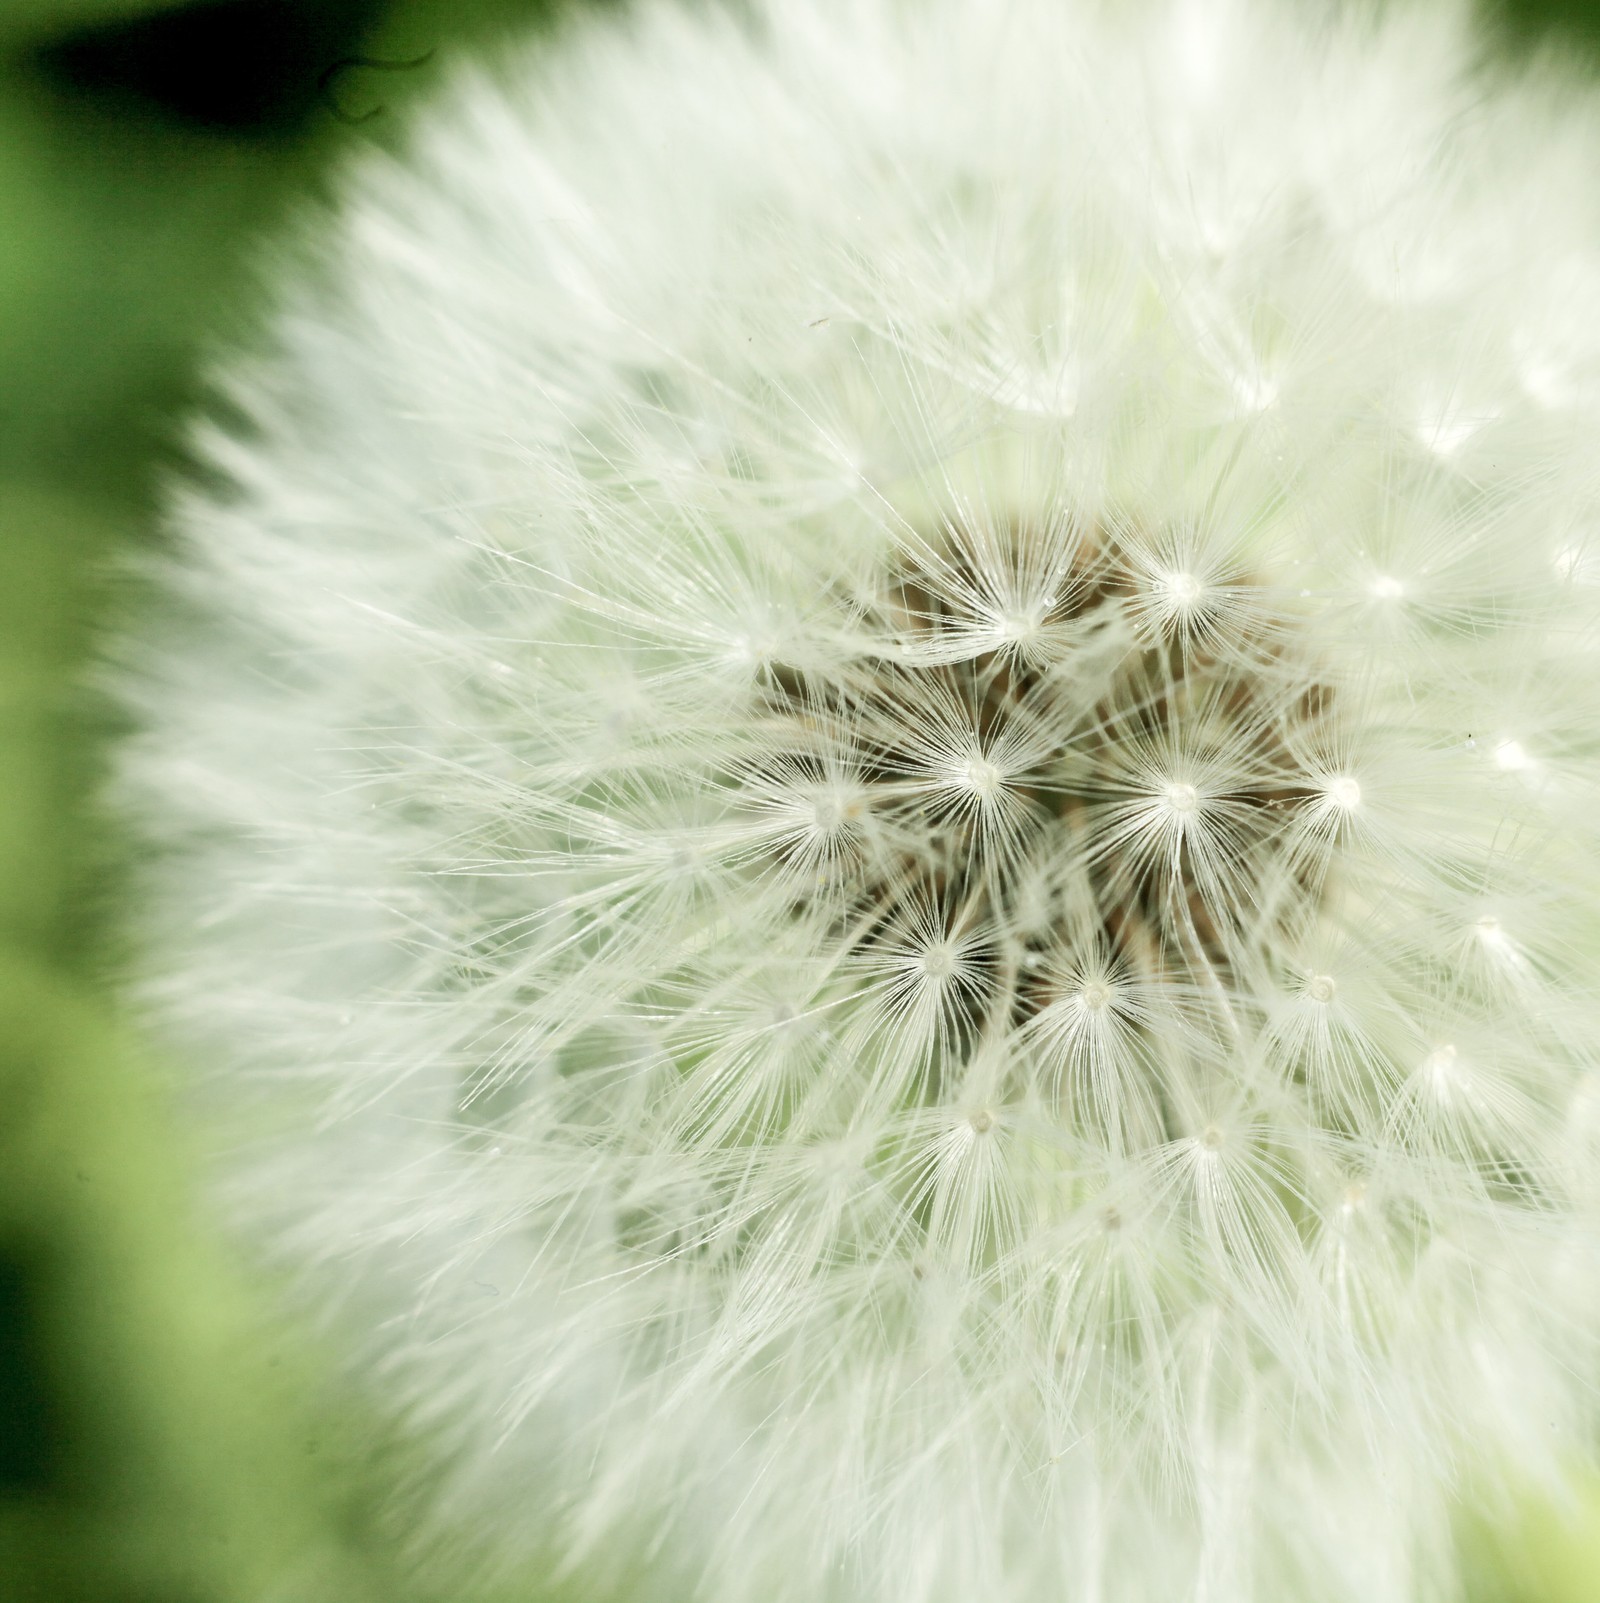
[{"xmin": 116, "ymin": 1, "xmax": 1600, "ymax": 1600}]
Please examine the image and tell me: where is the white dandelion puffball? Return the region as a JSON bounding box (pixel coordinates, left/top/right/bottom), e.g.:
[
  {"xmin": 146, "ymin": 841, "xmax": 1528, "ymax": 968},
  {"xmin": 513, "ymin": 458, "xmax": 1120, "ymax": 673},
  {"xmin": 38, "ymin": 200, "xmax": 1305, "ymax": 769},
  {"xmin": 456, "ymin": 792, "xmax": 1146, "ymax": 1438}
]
[{"xmin": 120, "ymin": 0, "xmax": 1600, "ymax": 1599}]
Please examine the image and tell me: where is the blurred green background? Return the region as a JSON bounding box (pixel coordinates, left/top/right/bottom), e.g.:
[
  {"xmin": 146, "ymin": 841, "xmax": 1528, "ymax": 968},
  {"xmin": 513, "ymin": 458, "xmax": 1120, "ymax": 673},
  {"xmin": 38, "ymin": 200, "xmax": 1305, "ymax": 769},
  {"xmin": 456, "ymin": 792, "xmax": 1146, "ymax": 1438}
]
[{"xmin": 2, "ymin": 2, "xmax": 1600, "ymax": 1600}]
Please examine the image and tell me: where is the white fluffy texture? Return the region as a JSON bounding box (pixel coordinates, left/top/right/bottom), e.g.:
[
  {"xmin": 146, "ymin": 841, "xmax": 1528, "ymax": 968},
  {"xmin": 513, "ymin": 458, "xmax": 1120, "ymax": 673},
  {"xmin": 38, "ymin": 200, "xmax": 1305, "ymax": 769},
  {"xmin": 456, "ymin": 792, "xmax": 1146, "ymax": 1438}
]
[{"xmin": 119, "ymin": 2, "xmax": 1600, "ymax": 1600}]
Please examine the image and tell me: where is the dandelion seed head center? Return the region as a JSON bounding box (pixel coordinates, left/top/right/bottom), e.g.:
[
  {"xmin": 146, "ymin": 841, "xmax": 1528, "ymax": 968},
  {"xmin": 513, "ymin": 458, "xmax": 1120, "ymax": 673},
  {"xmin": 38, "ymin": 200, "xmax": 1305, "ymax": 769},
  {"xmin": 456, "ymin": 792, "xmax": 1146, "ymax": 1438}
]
[
  {"xmin": 811, "ymin": 788, "xmax": 863, "ymax": 832},
  {"xmin": 1425, "ymin": 1044, "xmax": 1460, "ymax": 1084},
  {"xmin": 998, "ymin": 604, "xmax": 1045, "ymax": 644},
  {"xmin": 1326, "ymin": 774, "xmax": 1362, "ymax": 809},
  {"xmin": 751, "ymin": 528, "xmax": 1339, "ymax": 1051},
  {"xmin": 1307, "ymin": 974, "xmax": 1337, "ymax": 1004},
  {"xmin": 1161, "ymin": 569, "xmax": 1205, "ymax": 607},
  {"xmin": 1163, "ymin": 780, "xmax": 1200, "ymax": 814},
  {"xmin": 954, "ymin": 753, "xmax": 1005, "ymax": 798}
]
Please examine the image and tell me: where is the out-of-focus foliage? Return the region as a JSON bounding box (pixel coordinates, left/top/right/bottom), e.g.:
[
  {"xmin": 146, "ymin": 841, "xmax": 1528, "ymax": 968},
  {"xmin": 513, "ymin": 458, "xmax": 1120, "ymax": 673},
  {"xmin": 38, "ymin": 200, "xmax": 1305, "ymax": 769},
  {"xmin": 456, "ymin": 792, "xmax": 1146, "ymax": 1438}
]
[
  {"xmin": 0, "ymin": 5, "xmax": 561, "ymax": 1600},
  {"xmin": 0, "ymin": 2, "xmax": 1595, "ymax": 1602}
]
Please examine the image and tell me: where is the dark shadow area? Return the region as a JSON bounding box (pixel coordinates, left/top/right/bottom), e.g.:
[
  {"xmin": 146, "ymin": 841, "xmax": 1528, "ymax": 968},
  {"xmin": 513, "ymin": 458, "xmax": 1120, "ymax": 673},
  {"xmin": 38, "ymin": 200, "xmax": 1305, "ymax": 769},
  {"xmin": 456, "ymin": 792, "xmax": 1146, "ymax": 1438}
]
[
  {"xmin": 0, "ymin": 1245, "xmax": 62, "ymax": 1495},
  {"xmin": 1487, "ymin": 0, "xmax": 1600, "ymax": 53},
  {"xmin": 33, "ymin": 0, "xmax": 391, "ymax": 137}
]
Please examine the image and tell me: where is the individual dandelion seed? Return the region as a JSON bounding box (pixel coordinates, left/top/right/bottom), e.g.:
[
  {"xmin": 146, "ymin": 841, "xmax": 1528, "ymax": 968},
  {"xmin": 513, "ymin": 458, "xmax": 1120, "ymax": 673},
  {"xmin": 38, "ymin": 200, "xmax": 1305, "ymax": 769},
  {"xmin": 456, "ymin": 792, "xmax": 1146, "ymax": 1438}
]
[{"xmin": 113, "ymin": 0, "xmax": 1600, "ymax": 1600}]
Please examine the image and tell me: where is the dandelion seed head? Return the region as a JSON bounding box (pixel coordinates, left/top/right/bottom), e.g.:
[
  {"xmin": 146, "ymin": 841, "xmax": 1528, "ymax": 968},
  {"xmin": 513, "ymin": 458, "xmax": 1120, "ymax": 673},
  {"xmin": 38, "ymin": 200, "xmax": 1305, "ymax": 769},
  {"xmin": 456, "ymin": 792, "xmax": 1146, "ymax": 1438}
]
[{"xmin": 116, "ymin": 1, "xmax": 1600, "ymax": 1601}]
